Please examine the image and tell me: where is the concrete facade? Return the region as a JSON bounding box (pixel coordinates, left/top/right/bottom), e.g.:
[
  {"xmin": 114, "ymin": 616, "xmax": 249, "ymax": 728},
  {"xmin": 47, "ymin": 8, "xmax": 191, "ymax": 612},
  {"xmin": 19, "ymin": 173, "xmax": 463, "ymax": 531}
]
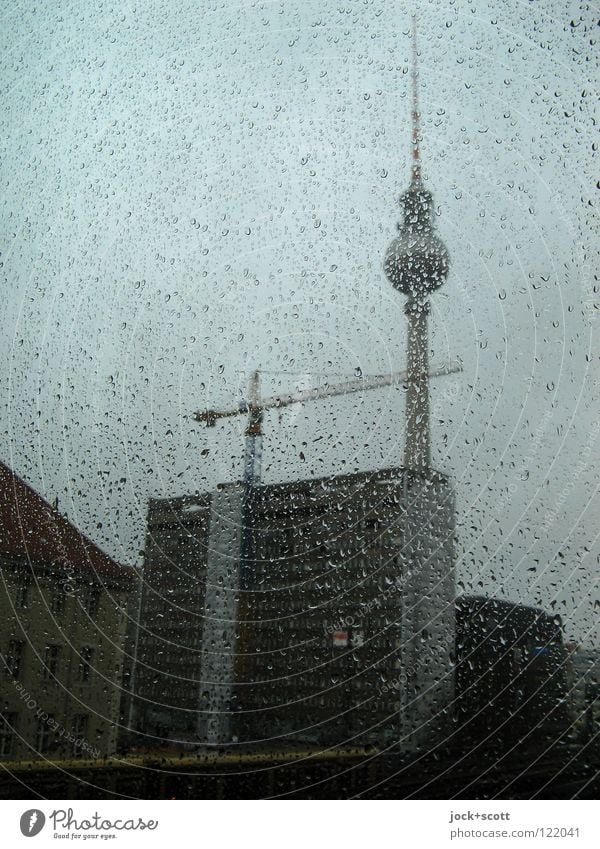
[
  {"xmin": 238, "ymin": 468, "xmax": 455, "ymax": 749},
  {"xmin": 197, "ymin": 485, "xmax": 243, "ymax": 744},
  {"xmin": 129, "ymin": 492, "xmax": 211, "ymax": 742}
]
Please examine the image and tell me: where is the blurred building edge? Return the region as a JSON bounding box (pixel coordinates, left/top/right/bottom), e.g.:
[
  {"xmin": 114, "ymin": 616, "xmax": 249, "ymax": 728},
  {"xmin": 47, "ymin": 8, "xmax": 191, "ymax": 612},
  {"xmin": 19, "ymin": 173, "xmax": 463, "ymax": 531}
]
[
  {"xmin": 455, "ymin": 596, "xmax": 571, "ymax": 749},
  {"xmin": 565, "ymin": 645, "xmax": 600, "ymax": 742},
  {"xmin": 0, "ymin": 461, "xmax": 134, "ymax": 761},
  {"xmin": 128, "ymin": 466, "xmax": 456, "ymax": 753}
]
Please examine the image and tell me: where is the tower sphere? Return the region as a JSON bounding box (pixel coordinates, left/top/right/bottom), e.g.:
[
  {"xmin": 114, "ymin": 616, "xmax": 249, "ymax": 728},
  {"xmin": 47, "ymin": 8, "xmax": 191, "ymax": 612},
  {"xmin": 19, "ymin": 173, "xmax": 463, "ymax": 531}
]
[{"xmin": 385, "ymin": 183, "xmax": 449, "ymax": 300}]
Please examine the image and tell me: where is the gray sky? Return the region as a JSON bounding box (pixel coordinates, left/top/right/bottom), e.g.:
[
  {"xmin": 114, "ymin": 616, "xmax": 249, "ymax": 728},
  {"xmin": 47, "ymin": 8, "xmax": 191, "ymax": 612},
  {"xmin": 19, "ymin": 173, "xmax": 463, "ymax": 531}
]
[{"xmin": 1, "ymin": 0, "xmax": 598, "ymax": 645}]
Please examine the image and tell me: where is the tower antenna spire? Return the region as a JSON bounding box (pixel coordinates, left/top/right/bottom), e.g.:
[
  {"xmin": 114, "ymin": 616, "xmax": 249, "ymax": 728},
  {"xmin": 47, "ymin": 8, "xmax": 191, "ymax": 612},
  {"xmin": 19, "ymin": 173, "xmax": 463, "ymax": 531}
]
[
  {"xmin": 411, "ymin": 14, "xmax": 421, "ymax": 185},
  {"xmin": 385, "ymin": 13, "xmax": 450, "ymax": 470}
]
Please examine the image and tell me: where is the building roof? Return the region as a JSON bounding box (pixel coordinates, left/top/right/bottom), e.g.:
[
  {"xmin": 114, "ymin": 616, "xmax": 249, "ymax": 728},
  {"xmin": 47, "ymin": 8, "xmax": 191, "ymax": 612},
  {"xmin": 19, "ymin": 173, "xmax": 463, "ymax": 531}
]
[
  {"xmin": 0, "ymin": 461, "xmax": 134, "ymax": 584},
  {"xmin": 252, "ymin": 465, "xmax": 450, "ymax": 494}
]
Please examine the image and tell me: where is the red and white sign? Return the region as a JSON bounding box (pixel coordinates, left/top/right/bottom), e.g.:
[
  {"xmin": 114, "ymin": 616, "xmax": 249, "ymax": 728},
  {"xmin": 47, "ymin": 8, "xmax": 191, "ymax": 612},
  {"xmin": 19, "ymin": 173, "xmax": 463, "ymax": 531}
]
[{"xmin": 332, "ymin": 631, "xmax": 348, "ymax": 647}]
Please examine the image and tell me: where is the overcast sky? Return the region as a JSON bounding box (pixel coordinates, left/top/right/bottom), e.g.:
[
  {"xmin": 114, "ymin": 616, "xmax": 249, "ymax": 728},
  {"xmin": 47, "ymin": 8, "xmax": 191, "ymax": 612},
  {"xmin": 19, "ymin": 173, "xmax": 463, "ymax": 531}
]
[{"xmin": 1, "ymin": 0, "xmax": 598, "ymax": 645}]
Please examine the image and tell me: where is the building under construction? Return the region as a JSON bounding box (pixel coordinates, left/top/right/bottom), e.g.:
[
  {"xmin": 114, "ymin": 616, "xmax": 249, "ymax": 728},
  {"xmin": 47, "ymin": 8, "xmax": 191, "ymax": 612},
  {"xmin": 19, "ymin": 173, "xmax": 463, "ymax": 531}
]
[{"xmin": 130, "ymin": 467, "xmax": 455, "ymax": 750}]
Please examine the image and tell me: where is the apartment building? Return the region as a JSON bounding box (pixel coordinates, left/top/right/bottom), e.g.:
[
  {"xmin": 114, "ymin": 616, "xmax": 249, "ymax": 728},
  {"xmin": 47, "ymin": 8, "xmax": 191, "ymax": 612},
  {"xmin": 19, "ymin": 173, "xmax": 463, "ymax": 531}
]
[{"xmin": 0, "ymin": 462, "xmax": 134, "ymax": 761}]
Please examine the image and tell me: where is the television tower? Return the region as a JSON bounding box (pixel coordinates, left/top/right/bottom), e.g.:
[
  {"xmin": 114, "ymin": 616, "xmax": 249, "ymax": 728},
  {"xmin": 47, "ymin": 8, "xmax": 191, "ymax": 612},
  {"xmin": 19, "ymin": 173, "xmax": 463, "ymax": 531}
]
[{"xmin": 384, "ymin": 17, "xmax": 450, "ymax": 470}]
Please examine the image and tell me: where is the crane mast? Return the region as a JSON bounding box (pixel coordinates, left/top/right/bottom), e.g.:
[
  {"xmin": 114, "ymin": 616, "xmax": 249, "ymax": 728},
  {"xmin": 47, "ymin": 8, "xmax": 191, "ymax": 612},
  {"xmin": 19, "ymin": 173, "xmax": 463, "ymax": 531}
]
[{"xmin": 242, "ymin": 369, "xmax": 263, "ymax": 489}]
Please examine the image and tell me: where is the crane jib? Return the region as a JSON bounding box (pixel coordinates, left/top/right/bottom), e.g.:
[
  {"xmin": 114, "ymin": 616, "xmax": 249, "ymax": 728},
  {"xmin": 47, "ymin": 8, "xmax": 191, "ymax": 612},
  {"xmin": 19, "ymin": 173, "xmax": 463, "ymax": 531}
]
[{"xmin": 193, "ymin": 360, "xmax": 461, "ymax": 425}]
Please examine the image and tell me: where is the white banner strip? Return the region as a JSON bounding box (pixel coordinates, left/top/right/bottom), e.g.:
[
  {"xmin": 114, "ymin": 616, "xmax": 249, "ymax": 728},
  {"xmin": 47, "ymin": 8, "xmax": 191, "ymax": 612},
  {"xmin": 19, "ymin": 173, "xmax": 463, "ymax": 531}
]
[{"xmin": 0, "ymin": 800, "xmax": 598, "ymax": 848}]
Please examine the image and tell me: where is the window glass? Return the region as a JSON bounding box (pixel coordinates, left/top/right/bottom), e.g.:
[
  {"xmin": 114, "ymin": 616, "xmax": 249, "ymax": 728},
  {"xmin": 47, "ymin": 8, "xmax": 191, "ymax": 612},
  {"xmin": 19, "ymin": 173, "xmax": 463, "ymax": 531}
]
[{"xmin": 0, "ymin": 0, "xmax": 596, "ymax": 803}]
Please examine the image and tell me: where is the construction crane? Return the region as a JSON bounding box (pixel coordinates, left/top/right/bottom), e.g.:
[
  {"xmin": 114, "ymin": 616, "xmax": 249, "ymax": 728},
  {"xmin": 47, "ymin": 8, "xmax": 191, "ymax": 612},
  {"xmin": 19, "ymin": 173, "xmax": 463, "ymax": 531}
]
[
  {"xmin": 193, "ymin": 361, "xmax": 461, "ymax": 592},
  {"xmin": 193, "ymin": 360, "xmax": 462, "ymax": 489}
]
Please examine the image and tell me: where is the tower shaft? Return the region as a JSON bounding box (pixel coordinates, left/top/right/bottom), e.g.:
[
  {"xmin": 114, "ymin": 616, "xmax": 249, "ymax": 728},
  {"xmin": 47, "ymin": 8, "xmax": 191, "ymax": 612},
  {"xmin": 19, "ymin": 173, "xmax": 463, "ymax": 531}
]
[{"xmin": 404, "ymin": 299, "xmax": 431, "ymax": 470}]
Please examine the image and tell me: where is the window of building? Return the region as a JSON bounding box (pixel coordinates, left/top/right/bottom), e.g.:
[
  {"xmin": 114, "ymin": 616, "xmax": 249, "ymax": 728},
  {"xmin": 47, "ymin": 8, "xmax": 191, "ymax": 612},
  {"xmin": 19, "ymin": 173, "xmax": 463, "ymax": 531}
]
[
  {"xmin": 35, "ymin": 714, "xmax": 54, "ymax": 754},
  {"xmin": 0, "ymin": 713, "xmax": 18, "ymax": 757},
  {"xmin": 43, "ymin": 644, "xmax": 61, "ymax": 679},
  {"xmin": 4, "ymin": 639, "xmax": 25, "ymax": 679},
  {"xmin": 82, "ymin": 586, "xmax": 101, "ymax": 617},
  {"xmin": 77, "ymin": 646, "xmax": 95, "ymax": 683},
  {"xmin": 50, "ymin": 587, "xmax": 65, "ymax": 615},
  {"xmin": 15, "ymin": 577, "xmax": 31, "ymax": 608},
  {"xmin": 363, "ymin": 518, "xmax": 381, "ymax": 531},
  {"xmin": 71, "ymin": 714, "xmax": 89, "ymax": 757}
]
